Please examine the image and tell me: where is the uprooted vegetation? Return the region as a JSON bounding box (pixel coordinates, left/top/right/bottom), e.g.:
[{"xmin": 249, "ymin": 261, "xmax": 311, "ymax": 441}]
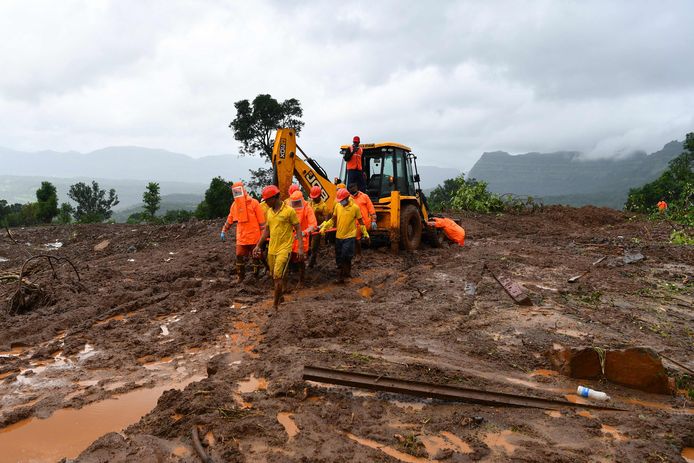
[{"xmin": 0, "ymin": 206, "xmax": 692, "ymax": 462}]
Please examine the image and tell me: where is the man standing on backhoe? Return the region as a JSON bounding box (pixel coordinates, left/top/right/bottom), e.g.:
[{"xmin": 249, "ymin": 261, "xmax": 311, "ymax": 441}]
[
  {"xmin": 308, "ymin": 186, "xmax": 328, "ymax": 268},
  {"xmin": 221, "ymin": 181, "xmax": 266, "ymax": 283},
  {"xmin": 253, "ymin": 185, "xmax": 304, "ymax": 310},
  {"xmin": 344, "ymin": 136, "xmax": 366, "ymax": 192}
]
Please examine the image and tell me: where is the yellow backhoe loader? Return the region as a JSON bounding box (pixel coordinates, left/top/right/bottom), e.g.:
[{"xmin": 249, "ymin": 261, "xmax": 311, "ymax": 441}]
[{"xmin": 271, "ymin": 128, "xmax": 443, "ymax": 252}]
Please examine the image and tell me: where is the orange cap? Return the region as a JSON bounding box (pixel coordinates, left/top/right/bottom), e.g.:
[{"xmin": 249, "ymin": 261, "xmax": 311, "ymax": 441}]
[
  {"xmin": 232, "ymin": 181, "xmax": 243, "ymax": 188},
  {"xmin": 290, "ymin": 190, "xmax": 303, "ymax": 200},
  {"xmin": 336, "ymin": 183, "xmax": 346, "ymax": 189},
  {"xmin": 288, "ymin": 184, "xmax": 300, "ymax": 195},
  {"xmin": 309, "ymin": 185, "xmax": 321, "ymax": 199}
]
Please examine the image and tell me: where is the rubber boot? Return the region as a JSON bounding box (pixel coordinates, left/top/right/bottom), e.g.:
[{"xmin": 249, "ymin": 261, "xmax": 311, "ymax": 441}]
[
  {"xmin": 297, "ymin": 263, "xmax": 305, "ymax": 288},
  {"xmin": 335, "ymin": 261, "xmax": 345, "ymax": 284},
  {"xmin": 251, "ymin": 262, "xmax": 262, "ymax": 278},
  {"xmin": 345, "ymin": 261, "xmax": 352, "ymax": 279},
  {"xmin": 236, "ymin": 263, "xmax": 246, "ymax": 284}
]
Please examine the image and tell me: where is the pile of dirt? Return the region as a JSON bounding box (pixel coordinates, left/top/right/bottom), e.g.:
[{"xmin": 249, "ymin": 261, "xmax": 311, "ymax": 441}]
[{"xmin": 0, "ymin": 208, "xmax": 692, "ymax": 462}]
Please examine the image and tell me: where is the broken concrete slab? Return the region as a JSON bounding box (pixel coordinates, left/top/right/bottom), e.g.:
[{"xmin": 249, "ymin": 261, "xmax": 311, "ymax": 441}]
[
  {"xmin": 548, "ymin": 344, "xmax": 673, "ymax": 394},
  {"xmin": 485, "ymin": 266, "xmax": 532, "ymax": 305}
]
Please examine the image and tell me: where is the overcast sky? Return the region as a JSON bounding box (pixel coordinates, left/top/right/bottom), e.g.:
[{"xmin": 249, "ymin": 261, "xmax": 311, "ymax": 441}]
[{"xmin": 1, "ymin": 0, "xmax": 693, "ymax": 171}]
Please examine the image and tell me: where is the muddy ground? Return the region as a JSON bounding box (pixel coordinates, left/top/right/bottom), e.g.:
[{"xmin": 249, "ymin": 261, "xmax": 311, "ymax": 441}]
[{"xmin": 0, "ymin": 206, "xmax": 692, "ymax": 463}]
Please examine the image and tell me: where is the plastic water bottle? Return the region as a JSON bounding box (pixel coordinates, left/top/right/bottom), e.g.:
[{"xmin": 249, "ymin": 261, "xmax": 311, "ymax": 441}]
[{"xmin": 577, "ymin": 385, "xmax": 610, "ymax": 401}]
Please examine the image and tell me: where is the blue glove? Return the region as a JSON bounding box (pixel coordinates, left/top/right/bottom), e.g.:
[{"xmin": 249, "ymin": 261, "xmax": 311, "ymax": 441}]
[
  {"xmin": 371, "ymin": 221, "xmax": 377, "ymax": 230},
  {"xmin": 220, "ymin": 232, "xmax": 226, "ymax": 242}
]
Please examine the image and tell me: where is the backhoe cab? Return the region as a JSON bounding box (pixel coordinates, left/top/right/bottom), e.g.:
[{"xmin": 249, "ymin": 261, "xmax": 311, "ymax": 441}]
[{"xmin": 339, "ymin": 142, "xmax": 442, "ymax": 251}]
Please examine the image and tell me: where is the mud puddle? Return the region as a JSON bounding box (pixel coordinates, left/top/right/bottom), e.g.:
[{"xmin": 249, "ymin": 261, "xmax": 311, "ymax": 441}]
[{"xmin": 0, "ymin": 376, "xmax": 202, "ymax": 463}]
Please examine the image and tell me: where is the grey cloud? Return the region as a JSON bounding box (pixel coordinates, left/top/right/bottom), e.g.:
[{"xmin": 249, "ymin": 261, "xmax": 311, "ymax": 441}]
[{"xmin": 0, "ymin": 0, "xmax": 692, "ymax": 173}]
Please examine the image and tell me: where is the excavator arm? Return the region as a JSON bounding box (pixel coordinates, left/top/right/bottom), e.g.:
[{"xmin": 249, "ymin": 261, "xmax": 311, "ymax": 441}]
[{"xmin": 271, "ymin": 128, "xmax": 336, "ymax": 210}]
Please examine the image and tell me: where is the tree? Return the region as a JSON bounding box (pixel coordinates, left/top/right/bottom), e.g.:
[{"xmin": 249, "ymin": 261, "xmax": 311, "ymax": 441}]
[
  {"xmin": 625, "ymin": 132, "xmax": 693, "ymax": 223},
  {"xmin": 195, "ymin": 177, "xmax": 232, "ymax": 219},
  {"xmin": 245, "ymin": 167, "xmax": 274, "ymax": 199},
  {"xmin": 35, "ymin": 181, "xmax": 59, "ymax": 223},
  {"xmin": 142, "ymin": 182, "xmax": 161, "ymax": 218},
  {"xmin": 68, "ymin": 181, "xmax": 120, "ymax": 223},
  {"xmin": 57, "ymin": 202, "xmax": 74, "ymax": 224},
  {"xmin": 429, "ymin": 175, "xmax": 466, "ymax": 212},
  {"xmin": 163, "ymin": 209, "xmax": 194, "ymax": 223},
  {"xmin": 229, "ymin": 94, "xmax": 304, "ymax": 161}
]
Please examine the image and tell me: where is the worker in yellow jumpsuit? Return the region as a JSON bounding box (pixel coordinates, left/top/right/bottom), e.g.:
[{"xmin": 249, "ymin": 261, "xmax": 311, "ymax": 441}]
[
  {"xmin": 320, "ymin": 188, "xmax": 365, "ymax": 283},
  {"xmin": 253, "ymin": 185, "xmax": 304, "ymax": 310}
]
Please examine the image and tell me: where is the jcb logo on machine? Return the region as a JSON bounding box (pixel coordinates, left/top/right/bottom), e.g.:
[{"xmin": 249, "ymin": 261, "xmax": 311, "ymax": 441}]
[
  {"xmin": 279, "ymin": 139, "xmax": 287, "ymax": 159},
  {"xmin": 305, "ymin": 171, "xmax": 329, "ymax": 202}
]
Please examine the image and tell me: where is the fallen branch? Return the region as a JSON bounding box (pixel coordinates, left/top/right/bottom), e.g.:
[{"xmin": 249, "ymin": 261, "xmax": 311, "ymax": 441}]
[
  {"xmin": 8, "ymin": 254, "xmax": 81, "ymax": 315},
  {"xmin": 4, "ymin": 225, "xmax": 19, "ymax": 245},
  {"xmin": 191, "ymin": 426, "xmax": 214, "ymax": 463},
  {"xmin": 660, "ymin": 353, "xmax": 694, "ymax": 375}
]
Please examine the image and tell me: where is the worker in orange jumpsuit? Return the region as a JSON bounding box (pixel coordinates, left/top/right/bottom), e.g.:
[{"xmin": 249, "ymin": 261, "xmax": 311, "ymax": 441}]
[
  {"xmin": 308, "ymin": 186, "xmax": 328, "ymax": 268},
  {"xmin": 285, "ymin": 184, "xmax": 301, "ymax": 205},
  {"xmin": 348, "ymin": 183, "xmax": 376, "ymax": 257},
  {"xmin": 289, "ymin": 190, "xmax": 317, "ymax": 286},
  {"xmin": 657, "ymin": 199, "xmax": 668, "ymax": 214},
  {"xmin": 220, "ymin": 181, "xmax": 266, "ymax": 282},
  {"xmin": 343, "ymin": 136, "xmax": 365, "ymax": 192},
  {"xmin": 432, "ymin": 217, "xmax": 465, "ymax": 246}
]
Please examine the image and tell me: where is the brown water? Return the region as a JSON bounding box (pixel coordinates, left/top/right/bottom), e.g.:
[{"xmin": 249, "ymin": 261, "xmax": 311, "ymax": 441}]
[
  {"xmin": 682, "ymin": 447, "xmax": 694, "ymax": 463},
  {"xmin": 419, "ymin": 432, "xmax": 473, "ymax": 457},
  {"xmin": 277, "ymin": 412, "xmax": 299, "ymax": 439},
  {"xmin": 359, "ymin": 286, "xmax": 374, "ymax": 298},
  {"xmin": 623, "ymin": 397, "xmax": 694, "ymax": 415},
  {"xmin": 483, "ymin": 430, "xmax": 519, "ymax": 454},
  {"xmin": 0, "ymin": 376, "xmax": 201, "ymax": 463},
  {"xmin": 345, "ymin": 432, "xmax": 428, "ymax": 463},
  {"xmin": 600, "ymin": 424, "xmax": 627, "ymax": 442}
]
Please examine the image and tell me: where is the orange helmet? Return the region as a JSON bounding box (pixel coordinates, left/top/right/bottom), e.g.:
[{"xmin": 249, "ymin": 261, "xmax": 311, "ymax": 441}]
[
  {"xmin": 261, "ymin": 185, "xmax": 280, "ymax": 200},
  {"xmin": 309, "ymin": 185, "xmax": 321, "ymax": 199},
  {"xmin": 353, "ymin": 136, "xmax": 360, "ymax": 143},
  {"xmin": 336, "ymin": 183, "xmax": 346, "ymax": 189},
  {"xmin": 336, "ymin": 188, "xmax": 350, "ymax": 202},
  {"xmin": 288, "ymin": 184, "xmax": 300, "ymax": 195}
]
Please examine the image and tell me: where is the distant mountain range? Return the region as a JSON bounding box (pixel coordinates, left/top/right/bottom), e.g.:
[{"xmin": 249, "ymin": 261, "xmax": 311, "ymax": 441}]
[
  {"xmin": 0, "ymin": 146, "xmax": 459, "ymax": 217},
  {"xmin": 467, "ymin": 141, "xmax": 683, "ymax": 209}
]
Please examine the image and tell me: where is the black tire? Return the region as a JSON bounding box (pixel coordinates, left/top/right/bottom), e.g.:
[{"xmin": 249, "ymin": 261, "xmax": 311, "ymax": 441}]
[{"xmin": 400, "ymin": 204, "xmax": 422, "ymax": 250}]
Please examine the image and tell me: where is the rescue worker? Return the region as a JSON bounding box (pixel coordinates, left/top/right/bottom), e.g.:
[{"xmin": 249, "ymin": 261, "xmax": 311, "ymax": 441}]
[
  {"xmin": 289, "ymin": 190, "xmax": 317, "ymax": 286},
  {"xmin": 343, "ymin": 136, "xmax": 366, "ymax": 192},
  {"xmin": 657, "ymin": 199, "xmax": 668, "ymax": 214},
  {"xmin": 320, "ymin": 188, "xmax": 365, "ymax": 283},
  {"xmin": 432, "ymin": 217, "xmax": 465, "ymax": 246},
  {"xmin": 253, "ymin": 185, "xmax": 304, "ymax": 310},
  {"xmin": 348, "ymin": 183, "xmax": 377, "ymax": 257},
  {"xmin": 220, "ymin": 181, "xmax": 266, "ymax": 283},
  {"xmin": 285, "ymin": 184, "xmax": 301, "ymax": 205},
  {"xmin": 308, "ymin": 186, "xmax": 329, "ymax": 268}
]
